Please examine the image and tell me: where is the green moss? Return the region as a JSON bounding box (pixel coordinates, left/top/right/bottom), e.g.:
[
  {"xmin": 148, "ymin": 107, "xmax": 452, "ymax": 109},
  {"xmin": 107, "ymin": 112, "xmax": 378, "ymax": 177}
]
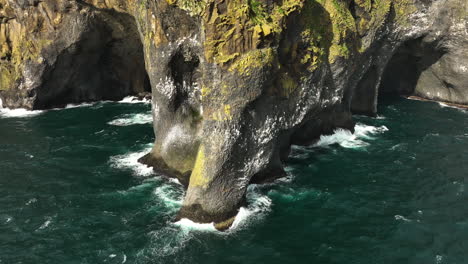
[
  {"xmin": 393, "ymin": 0, "xmax": 417, "ymax": 26},
  {"xmin": 248, "ymin": 0, "xmax": 268, "ymax": 24},
  {"xmin": 0, "ymin": 64, "xmax": 15, "ymax": 90},
  {"xmin": 228, "ymin": 48, "xmax": 275, "ymax": 75},
  {"xmin": 296, "ymin": 0, "xmax": 333, "ymax": 71},
  {"xmin": 314, "ymin": 0, "xmax": 357, "ymax": 63},
  {"xmin": 168, "ymin": 0, "xmax": 207, "ymax": 16},
  {"xmin": 203, "ymin": 0, "xmax": 303, "ymax": 66},
  {"xmin": 0, "ymin": 35, "xmax": 50, "ymax": 90}
]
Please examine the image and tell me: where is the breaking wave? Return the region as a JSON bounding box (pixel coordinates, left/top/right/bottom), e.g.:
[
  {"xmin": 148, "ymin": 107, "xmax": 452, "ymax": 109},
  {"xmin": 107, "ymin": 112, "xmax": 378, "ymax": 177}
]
[
  {"xmin": 313, "ymin": 123, "xmax": 388, "ymax": 148},
  {"xmin": 118, "ymin": 96, "xmax": 151, "ymax": 104},
  {"xmin": 109, "ymin": 144, "xmax": 154, "ymax": 177},
  {"xmin": 63, "ymin": 102, "xmax": 96, "ymax": 109},
  {"xmin": 142, "ymin": 184, "xmax": 273, "ymax": 260},
  {"xmin": 173, "ymin": 184, "xmax": 272, "ymax": 233},
  {"xmin": 108, "ymin": 113, "xmax": 152, "ymax": 126},
  {"xmin": 0, "ymin": 108, "xmax": 44, "ymax": 118}
]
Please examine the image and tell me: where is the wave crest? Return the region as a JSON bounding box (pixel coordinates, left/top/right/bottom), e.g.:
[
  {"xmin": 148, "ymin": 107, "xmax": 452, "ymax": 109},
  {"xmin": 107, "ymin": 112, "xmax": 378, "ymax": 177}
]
[
  {"xmin": 108, "ymin": 113, "xmax": 152, "ymax": 126},
  {"xmin": 313, "ymin": 123, "xmax": 388, "ymax": 148}
]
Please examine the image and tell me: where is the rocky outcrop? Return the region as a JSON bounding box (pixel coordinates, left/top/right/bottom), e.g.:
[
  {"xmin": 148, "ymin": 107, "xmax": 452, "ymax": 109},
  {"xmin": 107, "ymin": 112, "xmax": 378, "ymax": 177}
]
[
  {"xmin": 1, "ymin": 0, "xmax": 467, "ymax": 228},
  {"xmin": 351, "ymin": 0, "xmax": 468, "ymax": 115},
  {"xmin": 0, "ymin": 0, "xmax": 150, "ymax": 109}
]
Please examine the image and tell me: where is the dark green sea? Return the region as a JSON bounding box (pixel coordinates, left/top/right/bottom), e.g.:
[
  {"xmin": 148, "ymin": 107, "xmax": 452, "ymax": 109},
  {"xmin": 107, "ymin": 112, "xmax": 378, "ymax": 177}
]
[{"xmin": 1, "ymin": 96, "xmax": 468, "ymax": 264}]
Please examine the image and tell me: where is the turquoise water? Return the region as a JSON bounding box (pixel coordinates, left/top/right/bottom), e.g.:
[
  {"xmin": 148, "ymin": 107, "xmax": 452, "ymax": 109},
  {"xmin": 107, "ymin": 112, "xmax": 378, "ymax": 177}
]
[{"xmin": 1, "ymin": 97, "xmax": 467, "ymax": 263}]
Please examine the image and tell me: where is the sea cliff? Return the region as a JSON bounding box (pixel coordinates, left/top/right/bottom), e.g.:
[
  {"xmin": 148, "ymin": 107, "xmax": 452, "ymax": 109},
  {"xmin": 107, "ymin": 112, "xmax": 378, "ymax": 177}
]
[{"xmin": 1, "ymin": 0, "xmax": 467, "ymax": 228}]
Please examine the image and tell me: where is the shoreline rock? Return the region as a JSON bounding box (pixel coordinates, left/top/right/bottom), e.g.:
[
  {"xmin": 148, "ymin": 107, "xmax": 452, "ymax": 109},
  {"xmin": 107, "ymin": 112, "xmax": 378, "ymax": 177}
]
[{"xmin": 1, "ymin": 0, "xmax": 467, "ymax": 229}]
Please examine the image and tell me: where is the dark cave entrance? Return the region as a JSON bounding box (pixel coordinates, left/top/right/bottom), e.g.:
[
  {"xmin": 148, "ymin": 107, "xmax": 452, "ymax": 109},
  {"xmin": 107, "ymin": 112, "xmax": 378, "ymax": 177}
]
[
  {"xmin": 34, "ymin": 10, "xmax": 151, "ymax": 109},
  {"xmin": 168, "ymin": 46, "xmax": 201, "ymax": 112},
  {"xmin": 351, "ymin": 37, "xmax": 446, "ymax": 116}
]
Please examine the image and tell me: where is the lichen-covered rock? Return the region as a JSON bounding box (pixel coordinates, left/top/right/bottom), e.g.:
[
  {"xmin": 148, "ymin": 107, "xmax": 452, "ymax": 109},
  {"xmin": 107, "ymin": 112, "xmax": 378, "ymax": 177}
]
[
  {"xmin": 0, "ymin": 0, "xmax": 150, "ymax": 109},
  {"xmin": 1, "ymin": 0, "xmax": 467, "ymax": 228},
  {"xmin": 142, "ymin": 0, "xmax": 468, "ymax": 227}
]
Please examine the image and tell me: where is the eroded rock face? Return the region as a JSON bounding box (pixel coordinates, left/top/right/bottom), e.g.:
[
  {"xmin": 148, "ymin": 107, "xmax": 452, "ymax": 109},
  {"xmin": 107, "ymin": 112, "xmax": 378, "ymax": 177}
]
[
  {"xmin": 1, "ymin": 0, "xmax": 467, "ymax": 228},
  {"xmin": 0, "ymin": 0, "xmax": 150, "ymax": 109},
  {"xmin": 351, "ymin": 0, "xmax": 468, "ymax": 115}
]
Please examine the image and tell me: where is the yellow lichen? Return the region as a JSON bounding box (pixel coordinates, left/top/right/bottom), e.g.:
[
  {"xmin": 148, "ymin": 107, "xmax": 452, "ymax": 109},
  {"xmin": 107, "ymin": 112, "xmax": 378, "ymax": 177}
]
[
  {"xmin": 0, "ymin": 65, "xmax": 15, "ymax": 90},
  {"xmin": 203, "ymin": 0, "xmax": 303, "ymax": 67},
  {"xmin": 168, "ymin": 0, "xmax": 207, "ymax": 16},
  {"xmin": 228, "ymin": 48, "xmax": 275, "ymax": 75},
  {"xmin": 189, "ymin": 145, "xmax": 210, "ymax": 187},
  {"xmin": 393, "ymin": 0, "xmax": 417, "ymax": 26},
  {"xmin": 315, "ymin": 0, "xmax": 357, "ymax": 63},
  {"xmin": 279, "ymin": 73, "xmax": 297, "ymax": 97},
  {"xmin": 210, "ymin": 104, "xmax": 233, "ymax": 121}
]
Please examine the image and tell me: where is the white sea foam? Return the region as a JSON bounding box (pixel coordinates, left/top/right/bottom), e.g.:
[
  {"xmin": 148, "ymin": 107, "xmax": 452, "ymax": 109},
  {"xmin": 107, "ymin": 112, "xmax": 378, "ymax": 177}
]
[
  {"xmin": 26, "ymin": 198, "xmax": 38, "ymax": 205},
  {"xmin": 38, "ymin": 218, "xmax": 52, "ymax": 230},
  {"xmin": 153, "ymin": 184, "xmax": 183, "ymax": 209},
  {"xmin": 168, "ymin": 178, "xmax": 182, "ymax": 185},
  {"xmin": 64, "ymin": 102, "xmax": 95, "ymax": 109},
  {"xmin": 230, "ymin": 185, "xmax": 272, "ymax": 230},
  {"xmin": 438, "ymin": 102, "xmax": 467, "ymax": 112},
  {"xmin": 109, "ymin": 144, "xmax": 154, "ymax": 177},
  {"xmin": 118, "ymin": 96, "xmax": 151, "ymax": 104},
  {"xmin": 170, "ymin": 184, "xmax": 272, "ymax": 234},
  {"xmin": 174, "ymin": 219, "xmax": 217, "ymax": 231},
  {"xmin": 139, "ymin": 181, "xmax": 273, "ymax": 260},
  {"xmin": 108, "ymin": 113, "xmax": 153, "ymax": 126},
  {"xmin": 354, "ymin": 123, "xmax": 389, "ymax": 138},
  {"xmin": 0, "ymin": 108, "xmax": 44, "ymax": 118},
  {"xmin": 313, "ymin": 123, "xmax": 388, "ymax": 148},
  {"xmin": 394, "ymin": 215, "xmax": 412, "ymax": 222}
]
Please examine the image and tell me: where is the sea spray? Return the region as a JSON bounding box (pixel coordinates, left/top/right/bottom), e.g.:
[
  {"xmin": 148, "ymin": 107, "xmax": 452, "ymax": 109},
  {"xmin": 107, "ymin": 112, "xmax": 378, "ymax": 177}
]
[{"xmin": 313, "ymin": 123, "xmax": 388, "ymax": 148}]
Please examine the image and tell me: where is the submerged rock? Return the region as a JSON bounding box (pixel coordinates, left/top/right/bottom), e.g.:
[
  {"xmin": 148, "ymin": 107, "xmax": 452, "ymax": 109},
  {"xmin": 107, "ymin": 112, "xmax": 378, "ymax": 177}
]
[{"xmin": 1, "ymin": 0, "xmax": 467, "ymax": 228}]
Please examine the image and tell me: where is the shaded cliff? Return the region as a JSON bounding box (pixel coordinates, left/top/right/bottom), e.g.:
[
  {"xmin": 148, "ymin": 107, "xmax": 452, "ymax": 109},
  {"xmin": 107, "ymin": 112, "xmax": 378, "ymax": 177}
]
[
  {"xmin": 1, "ymin": 0, "xmax": 467, "ymax": 229},
  {"xmin": 0, "ymin": 0, "xmax": 150, "ymax": 109}
]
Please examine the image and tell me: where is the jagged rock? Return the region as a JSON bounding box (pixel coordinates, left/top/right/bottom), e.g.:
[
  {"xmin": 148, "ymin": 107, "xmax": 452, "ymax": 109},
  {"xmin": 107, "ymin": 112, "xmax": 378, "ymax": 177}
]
[{"xmin": 1, "ymin": 0, "xmax": 467, "ymax": 229}]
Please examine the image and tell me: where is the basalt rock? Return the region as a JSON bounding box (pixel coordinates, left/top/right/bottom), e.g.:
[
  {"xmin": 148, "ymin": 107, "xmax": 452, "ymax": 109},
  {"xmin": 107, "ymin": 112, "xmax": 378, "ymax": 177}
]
[
  {"xmin": 1, "ymin": 0, "xmax": 467, "ymax": 229},
  {"xmin": 0, "ymin": 0, "xmax": 150, "ymax": 109}
]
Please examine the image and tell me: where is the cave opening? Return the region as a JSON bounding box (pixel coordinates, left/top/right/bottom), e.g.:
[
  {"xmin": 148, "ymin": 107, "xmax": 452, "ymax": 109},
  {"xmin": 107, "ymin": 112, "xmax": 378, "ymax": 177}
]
[
  {"xmin": 378, "ymin": 37, "xmax": 445, "ymax": 99},
  {"xmin": 351, "ymin": 37, "xmax": 446, "ymax": 116},
  {"xmin": 33, "ymin": 10, "xmax": 151, "ymax": 109},
  {"xmin": 168, "ymin": 46, "xmax": 200, "ymax": 112}
]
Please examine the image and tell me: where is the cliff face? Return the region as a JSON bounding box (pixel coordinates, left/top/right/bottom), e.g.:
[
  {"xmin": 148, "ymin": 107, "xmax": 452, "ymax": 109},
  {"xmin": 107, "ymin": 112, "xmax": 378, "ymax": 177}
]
[
  {"xmin": 1, "ymin": 0, "xmax": 467, "ymax": 228},
  {"xmin": 0, "ymin": 0, "xmax": 150, "ymax": 109}
]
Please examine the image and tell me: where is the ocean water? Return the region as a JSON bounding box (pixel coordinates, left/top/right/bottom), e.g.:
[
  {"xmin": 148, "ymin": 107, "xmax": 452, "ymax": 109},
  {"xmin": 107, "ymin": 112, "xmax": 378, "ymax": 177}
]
[{"xmin": 1, "ymin": 96, "xmax": 467, "ymax": 264}]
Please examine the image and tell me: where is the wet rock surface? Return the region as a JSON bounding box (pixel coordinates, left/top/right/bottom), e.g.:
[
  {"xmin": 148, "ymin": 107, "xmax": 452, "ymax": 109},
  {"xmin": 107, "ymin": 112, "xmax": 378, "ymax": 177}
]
[{"xmin": 1, "ymin": 0, "xmax": 467, "ymax": 228}]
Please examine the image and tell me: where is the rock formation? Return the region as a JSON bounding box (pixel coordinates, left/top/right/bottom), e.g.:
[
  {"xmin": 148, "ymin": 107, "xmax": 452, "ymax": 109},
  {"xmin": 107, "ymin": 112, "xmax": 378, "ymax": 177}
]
[
  {"xmin": 0, "ymin": 0, "xmax": 150, "ymax": 109},
  {"xmin": 1, "ymin": 0, "xmax": 467, "ymax": 228}
]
